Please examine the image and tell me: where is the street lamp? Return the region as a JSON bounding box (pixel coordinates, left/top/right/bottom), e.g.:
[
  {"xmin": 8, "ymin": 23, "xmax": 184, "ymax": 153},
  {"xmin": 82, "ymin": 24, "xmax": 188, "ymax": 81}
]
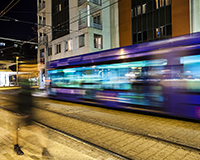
[{"xmin": 16, "ymin": 56, "xmax": 19, "ymax": 86}]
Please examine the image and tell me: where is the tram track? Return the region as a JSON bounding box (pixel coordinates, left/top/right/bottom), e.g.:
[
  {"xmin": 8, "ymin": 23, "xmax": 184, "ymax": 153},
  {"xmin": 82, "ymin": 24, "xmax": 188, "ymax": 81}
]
[
  {"xmin": 34, "ymin": 104, "xmax": 200, "ymax": 155},
  {"xmin": 1, "ymin": 93, "xmax": 200, "ymax": 159},
  {"xmin": 35, "ymin": 121, "xmax": 130, "ymax": 160}
]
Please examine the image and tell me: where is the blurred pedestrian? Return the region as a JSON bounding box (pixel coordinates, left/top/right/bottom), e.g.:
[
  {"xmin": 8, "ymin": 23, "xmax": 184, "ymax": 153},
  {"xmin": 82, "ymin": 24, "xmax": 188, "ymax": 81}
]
[{"xmin": 13, "ymin": 78, "xmax": 51, "ymax": 158}]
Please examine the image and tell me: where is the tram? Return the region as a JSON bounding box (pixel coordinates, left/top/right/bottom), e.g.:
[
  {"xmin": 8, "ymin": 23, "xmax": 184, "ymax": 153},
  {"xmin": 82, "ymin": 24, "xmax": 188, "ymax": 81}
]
[{"xmin": 47, "ymin": 32, "xmax": 200, "ymax": 120}]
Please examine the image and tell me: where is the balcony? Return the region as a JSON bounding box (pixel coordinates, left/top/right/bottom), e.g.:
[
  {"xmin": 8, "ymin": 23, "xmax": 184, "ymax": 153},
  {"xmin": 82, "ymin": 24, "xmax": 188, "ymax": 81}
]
[
  {"xmin": 90, "ymin": 22, "xmax": 102, "ymax": 30},
  {"xmin": 90, "ymin": 0, "xmax": 101, "ymax": 5},
  {"xmin": 38, "ymin": 2, "xmax": 45, "ymax": 12},
  {"xmin": 79, "ymin": 19, "xmax": 87, "ymax": 30},
  {"xmin": 38, "ymin": 37, "xmax": 47, "ymax": 45},
  {"xmin": 78, "ymin": 0, "xmax": 101, "ymax": 6},
  {"xmin": 38, "ymin": 20, "xmax": 46, "ymax": 29}
]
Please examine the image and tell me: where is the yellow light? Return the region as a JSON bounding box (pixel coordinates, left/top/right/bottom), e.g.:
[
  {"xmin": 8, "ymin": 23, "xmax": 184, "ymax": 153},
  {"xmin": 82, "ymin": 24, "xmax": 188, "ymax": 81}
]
[{"xmin": 120, "ymin": 49, "xmax": 125, "ymax": 55}]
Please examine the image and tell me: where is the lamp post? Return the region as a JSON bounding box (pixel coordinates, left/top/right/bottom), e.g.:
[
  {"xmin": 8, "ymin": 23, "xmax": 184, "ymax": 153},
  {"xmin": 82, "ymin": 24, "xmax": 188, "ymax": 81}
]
[{"xmin": 16, "ymin": 56, "xmax": 19, "ymax": 86}]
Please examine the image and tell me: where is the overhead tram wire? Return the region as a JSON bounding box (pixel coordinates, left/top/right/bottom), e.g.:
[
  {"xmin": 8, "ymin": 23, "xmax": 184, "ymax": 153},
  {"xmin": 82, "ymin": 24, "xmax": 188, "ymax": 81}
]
[
  {"xmin": 52, "ymin": 0, "xmax": 115, "ymax": 29},
  {"xmin": 0, "ymin": 0, "xmax": 21, "ymax": 18},
  {"xmin": 2, "ymin": 0, "xmax": 122, "ymax": 34},
  {"xmin": 0, "ymin": 37, "xmax": 38, "ymax": 52},
  {"xmin": 0, "ymin": 0, "xmax": 15, "ymax": 17}
]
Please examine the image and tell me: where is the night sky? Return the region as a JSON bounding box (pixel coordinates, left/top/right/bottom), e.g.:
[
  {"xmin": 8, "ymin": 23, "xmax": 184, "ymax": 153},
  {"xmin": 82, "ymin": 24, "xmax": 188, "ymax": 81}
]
[{"xmin": 0, "ymin": 0, "xmax": 37, "ymax": 41}]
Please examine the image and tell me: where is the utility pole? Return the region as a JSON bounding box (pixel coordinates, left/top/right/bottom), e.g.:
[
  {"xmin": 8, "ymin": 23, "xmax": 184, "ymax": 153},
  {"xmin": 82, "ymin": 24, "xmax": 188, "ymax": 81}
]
[
  {"xmin": 45, "ymin": 35, "xmax": 49, "ymax": 89},
  {"xmin": 16, "ymin": 56, "xmax": 19, "ymax": 86}
]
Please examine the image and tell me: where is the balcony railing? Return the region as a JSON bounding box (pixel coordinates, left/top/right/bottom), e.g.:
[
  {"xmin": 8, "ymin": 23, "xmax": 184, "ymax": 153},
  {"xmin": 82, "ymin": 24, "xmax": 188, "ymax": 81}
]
[
  {"xmin": 78, "ymin": 0, "xmax": 87, "ymax": 6},
  {"xmin": 94, "ymin": 43, "xmax": 102, "ymax": 49},
  {"xmin": 79, "ymin": 19, "xmax": 87, "ymax": 30},
  {"xmin": 78, "ymin": 20, "xmax": 102, "ymax": 30},
  {"xmin": 38, "ymin": 2, "xmax": 45, "ymax": 12},
  {"xmin": 38, "ymin": 37, "xmax": 47, "ymax": 45},
  {"xmin": 78, "ymin": 0, "xmax": 101, "ymax": 6},
  {"xmin": 90, "ymin": 22, "xmax": 102, "ymax": 30},
  {"xmin": 90, "ymin": 0, "xmax": 101, "ymax": 5},
  {"xmin": 38, "ymin": 20, "xmax": 46, "ymax": 29}
]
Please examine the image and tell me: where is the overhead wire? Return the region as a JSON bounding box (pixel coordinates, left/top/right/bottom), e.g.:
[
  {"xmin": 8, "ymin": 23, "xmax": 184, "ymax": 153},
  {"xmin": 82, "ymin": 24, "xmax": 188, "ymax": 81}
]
[
  {"xmin": 0, "ymin": 0, "xmax": 15, "ymax": 17},
  {"xmin": 2, "ymin": 0, "xmax": 120, "ymax": 33},
  {"xmin": 0, "ymin": 0, "xmax": 121, "ymax": 51},
  {"xmin": 0, "ymin": 0, "xmax": 21, "ymax": 18}
]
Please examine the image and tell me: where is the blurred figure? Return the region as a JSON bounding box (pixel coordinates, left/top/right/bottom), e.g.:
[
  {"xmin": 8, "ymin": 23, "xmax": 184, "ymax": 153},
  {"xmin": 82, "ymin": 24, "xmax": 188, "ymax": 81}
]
[{"xmin": 13, "ymin": 78, "xmax": 50, "ymax": 158}]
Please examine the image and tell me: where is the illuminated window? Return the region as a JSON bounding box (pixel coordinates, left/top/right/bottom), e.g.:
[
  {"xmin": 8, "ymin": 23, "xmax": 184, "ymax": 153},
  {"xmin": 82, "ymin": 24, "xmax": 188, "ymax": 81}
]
[
  {"xmin": 165, "ymin": 0, "xmax": 171, "ymax": 6},
  {"xmin": 137, "ymin": 5, "xmax": 141, "ymax": 15},
  {"xmin": 156, "ymin": 26, "xmax": 164, "ymax": 38},
  {"xmin": 160, "ymin": 0, "xmax": 165, "ymax": 7},
  {"xmin": 59, "ymin": 4, "xmax": 61, "ymax": 11},
  {"xmin": 142, "ymin": 4, "xmax": 146, "ymax": 14},
  {"xmin": 134, "ymin": 8, "xmax": 137, "ymax": 16},
  {"xmin": 155, "ymin": 0, "xmax": 159, "ymax": 9},
  {"xmin": 94, "ymin": 34, "xmax": 102, "ymax": 49},
  {"xmin": 65, "ymin": 40, "xmax": 73, "ymax": 51}
]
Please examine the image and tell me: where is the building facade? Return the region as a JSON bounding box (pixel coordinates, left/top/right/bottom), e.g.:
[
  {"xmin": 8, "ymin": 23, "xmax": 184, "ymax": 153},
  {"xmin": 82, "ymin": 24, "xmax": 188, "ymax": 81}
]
[
  {"xmin": 37, "ymin": 0, "xmax": 119, "ymax": 88},
  {"xmin": 119, "ymin": 0, "xmax": 200, "ymax": 47}
]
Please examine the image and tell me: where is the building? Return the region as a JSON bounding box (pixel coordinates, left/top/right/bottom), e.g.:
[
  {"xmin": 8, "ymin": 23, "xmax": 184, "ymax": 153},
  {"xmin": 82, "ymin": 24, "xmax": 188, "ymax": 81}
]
[
  {"xmin": 37, "ymin": 0, "xmax": 119, "ymax": 89},
  {"xmin": 119, "ymin": 0, "xmax": 200, "ymax": 47},
  {"xmin": 0, "ymin": 38, "xmax": 37, "ymax": 86}
]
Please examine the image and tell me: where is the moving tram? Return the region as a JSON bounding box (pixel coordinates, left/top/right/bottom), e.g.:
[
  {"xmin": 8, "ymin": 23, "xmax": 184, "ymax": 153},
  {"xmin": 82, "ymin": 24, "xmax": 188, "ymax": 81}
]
[{"xmin": 47, "ymin": 33, "xmax": 200, "ymax": 120}]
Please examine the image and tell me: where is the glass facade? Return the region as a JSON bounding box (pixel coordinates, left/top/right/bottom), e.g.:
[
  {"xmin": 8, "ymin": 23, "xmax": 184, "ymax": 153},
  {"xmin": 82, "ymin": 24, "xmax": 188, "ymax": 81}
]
[
  {"xmin": 52, "ymin": 0, "xmax": 69, "ymax": 40},
  {"xmin": 131, "ymin": 0, "xmax": 172, "ymax": 44}
]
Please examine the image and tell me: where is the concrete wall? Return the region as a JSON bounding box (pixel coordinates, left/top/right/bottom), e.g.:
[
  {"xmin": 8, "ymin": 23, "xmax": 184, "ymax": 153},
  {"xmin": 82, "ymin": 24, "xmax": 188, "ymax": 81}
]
[{"xmin": 192, "ymin": 0, "xmax": 200, "ymax": 33}]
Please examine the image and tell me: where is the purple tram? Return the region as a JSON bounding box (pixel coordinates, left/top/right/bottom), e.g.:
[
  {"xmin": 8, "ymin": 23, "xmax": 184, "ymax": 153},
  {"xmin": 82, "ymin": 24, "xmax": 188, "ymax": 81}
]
[{"xmin": 47, "ymin": 32, "xmax": 200, "ymax": 120}]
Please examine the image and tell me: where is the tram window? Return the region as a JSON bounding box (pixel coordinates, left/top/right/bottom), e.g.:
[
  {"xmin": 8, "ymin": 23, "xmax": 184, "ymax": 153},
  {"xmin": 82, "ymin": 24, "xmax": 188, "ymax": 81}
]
[{"xmin": 180, "ymin": 55, "xmax": 200, "ymax": 92}]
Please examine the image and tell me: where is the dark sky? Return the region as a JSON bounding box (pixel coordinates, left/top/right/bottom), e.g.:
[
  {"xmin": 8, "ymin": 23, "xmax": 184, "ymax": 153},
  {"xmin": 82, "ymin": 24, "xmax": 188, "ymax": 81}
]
[{"xmin": 0, "ymin": 0, "xmax": 37, "ymax": 41}]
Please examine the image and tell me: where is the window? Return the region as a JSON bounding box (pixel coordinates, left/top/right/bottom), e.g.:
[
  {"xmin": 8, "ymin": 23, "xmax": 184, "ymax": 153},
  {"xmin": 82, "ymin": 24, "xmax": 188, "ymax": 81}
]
[
  {"xmin": 160, "ymin": 0, "xmax": 164, "ymax": 7},
  {"xmin": 40, "ymin": 49, "xmax": 45, "ymax": 58},
  {"xmin": 65, "ymin": 39, "xmax": 73, "ymax": 51},
  {"xmin": 137, "ymin": 5, "xmax": 141, "ymax": 15},
  {"xmin": 156, "ymin": 28, "xmax": 159, "ymax": 38},
  {"xmin": 160, "ymin": 26, "xmax": 164, "ymax": 37},
  {"xmin": 79, "ymin": 34, "xmax": 85, "ymax": 48},
  {"xmin": 155, "ymin": 26, "xmax": 164, "ymax": 38},
  {"xmin": 134, "ymin": 4, "xmax": 146, "ymax": 16},
  {"xmin": 165, "ymin": 0, "xmax": 171, "ymax": 6},
  {"xmin": 155, "ymin": 0, "xmax": 159, "ymax": 9},
  {"xmin": 143, "ymin": 31, "xmax": 147, "ymax": 41},
  {"xmin": 59, "ymin": 4, "xmax": 61, "ymax": 11},
  {"xmin": 134, "ymin": 8, "xmax": 137, "ymax": 17},
  {"xmin": 92, "ymin": 13, "xmax": 101, "ymax": 24},
  {"xmin": 56, "ymin": 44, "xmax": 61, "ymax": 54},
  {"xmin": 94, "ymin": 34, "xmax": 102, "ymax": 49},
  {"xmin": 48, "ymin": 47, "xmax": 52, "ymax": 56},
  {"xmin": 142, "ymin": 4, "xmax": 146, "ymax": 14},
  {"xmin": 138, "ymin": 32, "xmax": 142, "ymax": 41}
]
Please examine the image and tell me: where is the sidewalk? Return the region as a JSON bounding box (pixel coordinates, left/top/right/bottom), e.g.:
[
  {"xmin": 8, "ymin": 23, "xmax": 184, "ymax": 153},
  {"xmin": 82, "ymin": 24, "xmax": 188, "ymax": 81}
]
[{"xmin": 0, "ymin": 108, "xmax": 122, "ymax": 160}]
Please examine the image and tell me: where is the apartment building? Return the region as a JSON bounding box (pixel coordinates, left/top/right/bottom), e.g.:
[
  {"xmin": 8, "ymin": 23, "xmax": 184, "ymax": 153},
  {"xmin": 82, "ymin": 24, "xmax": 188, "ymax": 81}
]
[
  {"xmin": 119, "ymin": 0, "xmax": 200, "ymax": 47},
  {"xmin": 37, "ymin": 0, "xmax": 119, "ymax": 88}
]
